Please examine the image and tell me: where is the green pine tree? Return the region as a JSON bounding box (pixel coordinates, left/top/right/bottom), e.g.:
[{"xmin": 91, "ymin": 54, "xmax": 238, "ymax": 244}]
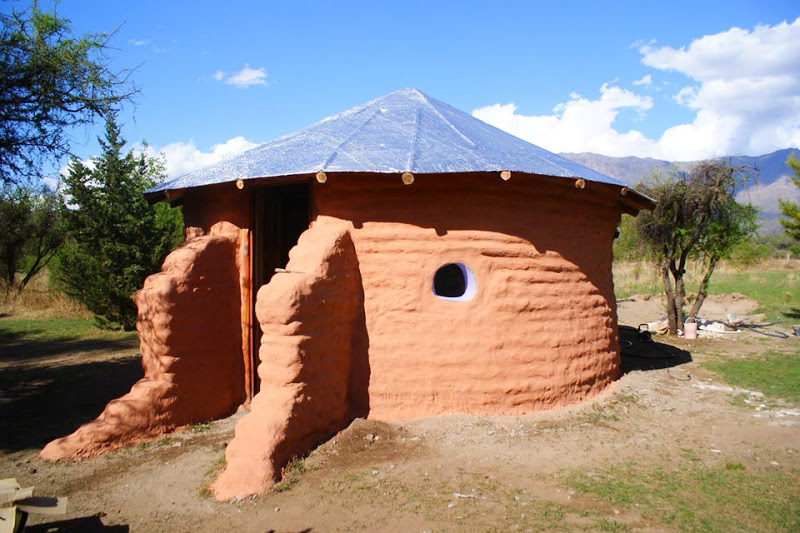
[
  {"xmin": 779, "ymin": 154, "xmax": 800, "ymax": 241},
  {"xmin": 58, "ymin": 114, "xmax": 183, "ymax": 330}
]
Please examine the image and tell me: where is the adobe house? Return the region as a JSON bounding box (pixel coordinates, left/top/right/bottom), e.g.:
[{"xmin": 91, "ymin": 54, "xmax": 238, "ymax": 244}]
[{"xmin": 41, "ymin": 88, "xmax": 654, "ymax": 500}]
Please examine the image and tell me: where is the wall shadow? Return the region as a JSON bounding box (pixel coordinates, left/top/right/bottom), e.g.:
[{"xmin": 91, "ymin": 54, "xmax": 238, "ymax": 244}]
[
  {"xmin": 347, "ymin": 255, "xmax": 371, "ymax": 419},
  {"xmin": 0, "ymin": 343, "xmax": 143, "ymax": 452},
  {"xmin": 26, "ymin": 516, "xmax": 129, "ymax": 532},
  {"xmin": 618, "ymin": 325, "xmax": 692, "ymax": 373}
]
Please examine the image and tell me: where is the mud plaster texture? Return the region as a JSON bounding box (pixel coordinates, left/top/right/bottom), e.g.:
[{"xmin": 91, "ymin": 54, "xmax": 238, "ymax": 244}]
[
  {"xmin": 212, "ymin": 222, "xmax": 367, "ymax": 500},
  {"xmin": 41, "ymin": 222, "xmax": 244, "ymax": 459},
  {"xmin": 215, "ymin": 173, "xmax": 625, "ymax": 499},
  {"xmin": 315, "ymin": 174, "xmax": 623, "ymax": 420}
]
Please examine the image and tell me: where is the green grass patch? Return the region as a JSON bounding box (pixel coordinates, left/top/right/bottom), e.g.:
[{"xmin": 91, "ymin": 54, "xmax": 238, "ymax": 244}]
[
  {"xmin": 190, "ymin": 422, "xmax": 213, "ymax": 433},
  {"xmin": 274, "ymin": 457, "xmax": 315, "ymax": 493},
  {"xmin": 701, "ymin": 270, "xmax": 799, "ymax": 323},
  {"xmin": 0, "ymin": 316, "xmax": 136, "ymax": 343},
  {"xmin": 572, "ymin": 463, "xmax": 800, "ymax": 532},
  {"xmin": 704, "ymin": 350, "xmax": 800, "ymax": 405},
  {"xmin": 613, "ymin": 262, "xmax": 799, "ymax": 322}
]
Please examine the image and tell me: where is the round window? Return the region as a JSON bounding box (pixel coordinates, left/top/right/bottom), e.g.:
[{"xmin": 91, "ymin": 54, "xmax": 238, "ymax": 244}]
[{"xmin": 432, "ymin": 263, "xmax": 476, "ymax": 302}]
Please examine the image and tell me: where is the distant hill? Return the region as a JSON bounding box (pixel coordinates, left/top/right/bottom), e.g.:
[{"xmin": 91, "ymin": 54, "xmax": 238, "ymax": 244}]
[{"xmin": 561, "ymin": 148, "xmax": 800, "ymax": 233}]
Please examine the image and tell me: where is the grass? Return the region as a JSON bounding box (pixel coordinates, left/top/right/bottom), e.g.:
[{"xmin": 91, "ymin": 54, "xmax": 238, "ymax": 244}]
[
  {"xmin": 571, "ymin": 463, "xmax": 800, "ymax": 532},
  {"xmin": 1, "ymin": 269, "xmax": 90, "ymax": 318},
  {"xmin": 274, "ymin": 456, "xmax": 314, "ymax": 493},
  {"xmin": 190, "ymin": 422, "xmax": 213, "ymax": 433},
  {"xmin": 198, "ymin": 454, "xmax": 228, "ymax": 499},
  {"xmin": 0, "ymin": 316, "xmax": 136, "ymax": 343},
  {"xmin": 613, "ymin": 259, "xmax": 800, "ymax": 322},
  {"xmin": 1, "ymin": 269, "xmax": 137, "ymax": 343},
  {"xmin": 703, "ymin": 349, "xmax": 800, "ymax": 405}
]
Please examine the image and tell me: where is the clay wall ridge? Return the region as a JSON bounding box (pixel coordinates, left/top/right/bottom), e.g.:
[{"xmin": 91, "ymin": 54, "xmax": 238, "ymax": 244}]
[
  {"xmin": 40, "ymin": 223, "xmax": 245, "ymax": 460},
  {"xmin": 211, "ymin": 221, "xmax": 368, "ymax": 501}
]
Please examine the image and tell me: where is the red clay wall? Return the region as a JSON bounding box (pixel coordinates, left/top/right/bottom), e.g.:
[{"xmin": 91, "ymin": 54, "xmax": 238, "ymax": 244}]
[
  {"xmin": 41, "ymin": 222, "xmax": 244, "ymax": 459},
  {"xmin": 211, "ymin": 222, "xmax": 367, "ymax": 500},
  {"xmin": 313, "ymin": 173, "xmax": 623, "ymax": 420}
]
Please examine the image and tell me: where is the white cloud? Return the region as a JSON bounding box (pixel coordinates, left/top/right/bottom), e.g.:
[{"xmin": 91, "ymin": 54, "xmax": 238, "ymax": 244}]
[
  {"xmin": 153, "ymin": 136, "xmax": 259, "ymax": 178},
  {"xmin": 129, "ymin": 39, "xmax": 150, "ymax": 46},
  {"xmin": 473, "ymin": 18, "xmax": 800, "ymax": 160},
  {"xmin": 473, "ymin": 84, "xmax": 656, "ymax": 157},
  {"xmin": 214, "ymin": 64, "xmax": 269, "ymax": 88},
  {"xmin": 643, "ymin": 17, "xmax": 800, "ymax": 159}
]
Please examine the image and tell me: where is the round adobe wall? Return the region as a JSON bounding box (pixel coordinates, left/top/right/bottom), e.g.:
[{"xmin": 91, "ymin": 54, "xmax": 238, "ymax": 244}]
[{"xmin": 313, "ymin": 172, "xmax": 623, "ymax": 419}]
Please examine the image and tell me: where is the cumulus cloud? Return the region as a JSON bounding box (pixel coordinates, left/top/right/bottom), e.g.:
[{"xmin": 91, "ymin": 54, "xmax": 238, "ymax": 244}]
[
  {"xmin": 640, "ymin": 17, "xmax": 800, "ymax": 158},
  {"xmin": 152, "ymin": 136, "xmax": 259, "ymax": 178},
  {"xmin": 473, "ymin": 84, "xmax": 656, "ymax": 157},
  {"xmin": 473, "ymin": 18, "xmax": 800, "ymax": 160},
  {"xmin": 213, "ymin": 64, "xmax": 269, "ymax": 88}
]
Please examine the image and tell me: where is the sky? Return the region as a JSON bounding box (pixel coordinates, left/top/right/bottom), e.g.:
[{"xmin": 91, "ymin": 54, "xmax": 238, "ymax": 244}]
[{"xmin": 7, "ymin": 0, "xmax": 800, "ymax": 180}]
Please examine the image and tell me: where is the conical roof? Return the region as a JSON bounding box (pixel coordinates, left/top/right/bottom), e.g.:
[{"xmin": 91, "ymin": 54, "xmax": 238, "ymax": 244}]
[{"xmin": 147, "ymin": 88, "xmax": 628, "ymax": 195}]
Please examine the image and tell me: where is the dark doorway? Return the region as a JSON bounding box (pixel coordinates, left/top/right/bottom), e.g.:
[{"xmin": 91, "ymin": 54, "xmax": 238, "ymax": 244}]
[{"xmin": 251, "ymin": 182, "xmax": 310, "ymax": 394}]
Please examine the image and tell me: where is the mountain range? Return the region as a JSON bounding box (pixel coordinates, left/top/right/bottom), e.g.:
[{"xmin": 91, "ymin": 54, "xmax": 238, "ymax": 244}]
[{"xmin": 561, "ymin": 148, "xmax": 800, "ymax": 234}]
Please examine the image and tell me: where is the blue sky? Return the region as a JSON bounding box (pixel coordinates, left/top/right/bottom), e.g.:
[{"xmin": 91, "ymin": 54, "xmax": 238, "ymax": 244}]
[{"xmin": 7, "ymin": 0, "xmax": 800, "ymax": 178}]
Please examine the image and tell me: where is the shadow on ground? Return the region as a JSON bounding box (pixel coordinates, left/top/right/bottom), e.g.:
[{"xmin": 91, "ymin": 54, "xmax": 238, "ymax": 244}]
[
  {"xmin": 26, "ymin": 516, "xmax": 129, "ymax": 532},
  {"xmin": 785, "ymin": 307, "xmax": 800, "ymax": 320},
  {"xmin": 618, "ymin": 325, "xmax": 692, "ymax": 374},
  {"xmin": 0, "ymin": 334, "xmax": 138, "ymax": 364},
  {"xmin": 0, "ymin": 336, "xmax": 142, "ymax": 453}
]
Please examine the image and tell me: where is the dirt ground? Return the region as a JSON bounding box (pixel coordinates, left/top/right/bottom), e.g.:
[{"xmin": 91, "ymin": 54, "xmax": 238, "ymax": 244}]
[{"xmin": 1, "ymin": 295, "xmax": 798, "ymax": 532}]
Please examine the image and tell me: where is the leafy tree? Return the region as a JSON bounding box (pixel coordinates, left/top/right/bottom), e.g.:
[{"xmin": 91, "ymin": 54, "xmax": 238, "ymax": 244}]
[
  {"xmin": 0, "ymin": 1, "xmax": 135, "ymax": 185},
  {"xmin": 636, "ymin": 161, "xmax": 758, "ymax": 335},
  {"xmin": 613, "ymin": 212, "xmax": 650, "ymax": 262},
  {"xmin": 778, "ymin": 154, "xmax": 800, "ymax": 241},
  {"xmin": 58, "ymin": 115, "xmax": 182, "ymax": 330},
  {"xmin": 0, "ymin": 184, "xmax": 65, "ymax": 296}
]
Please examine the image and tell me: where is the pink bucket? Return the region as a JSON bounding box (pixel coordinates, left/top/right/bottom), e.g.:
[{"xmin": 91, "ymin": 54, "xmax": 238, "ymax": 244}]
[{"xmin": 684, "ymin": 320, "xmax": 698, "ymax": 340}]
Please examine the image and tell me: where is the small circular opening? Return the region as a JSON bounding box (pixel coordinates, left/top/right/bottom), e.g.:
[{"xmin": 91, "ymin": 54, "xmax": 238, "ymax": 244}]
[{"xmin": 432, "ymin": 263, "xmax": 476, "ymax": 302}]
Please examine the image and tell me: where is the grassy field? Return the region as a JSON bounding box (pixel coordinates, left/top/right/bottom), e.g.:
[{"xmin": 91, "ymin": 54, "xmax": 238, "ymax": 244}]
[
  {"xmin": 571, "ymin": 463, "xmax": 800, "ymax": 532},
  {"xmin": 614, "ymin": 258, "xmax": 800, "ymax": 322},
  {"xmin": 0, "ymin": 270, "xmax": 135, "ymax": 342}
]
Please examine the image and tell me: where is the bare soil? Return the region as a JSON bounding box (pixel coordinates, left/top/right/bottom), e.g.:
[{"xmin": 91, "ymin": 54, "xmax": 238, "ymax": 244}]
[{"xmin": 2, "ymin": 294, "xmax": 798, "ymax": 532}]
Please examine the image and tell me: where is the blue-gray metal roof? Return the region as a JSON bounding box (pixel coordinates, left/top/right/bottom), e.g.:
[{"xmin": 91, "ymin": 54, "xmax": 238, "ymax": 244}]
[{"xmin": 147, "ymin": 88, "xmax": 628, "ymax": 195}]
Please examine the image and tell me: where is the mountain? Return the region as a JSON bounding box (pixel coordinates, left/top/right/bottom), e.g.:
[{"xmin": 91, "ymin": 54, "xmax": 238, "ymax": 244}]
[{"xmin": 561, "ymin": 148, "xmax": 800, "ymax": 234}]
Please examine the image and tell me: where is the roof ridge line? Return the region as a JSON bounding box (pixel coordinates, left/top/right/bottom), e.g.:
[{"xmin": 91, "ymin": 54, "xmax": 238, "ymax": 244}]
[
  {"xmin": 320, "ymin": 106, "xmax": 383, "ymax": 169},
  {"xmin": 405, "ymin": 107, "xmax": 422, "ymax": 171},
  {"xmin": 419, "ymin": 93, "xmax": 476, "ymax": 148}
]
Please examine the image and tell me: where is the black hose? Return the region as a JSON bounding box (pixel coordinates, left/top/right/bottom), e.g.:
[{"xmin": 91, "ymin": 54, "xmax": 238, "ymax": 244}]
[{"xmin": 738, "ymin": 324, "xmax": 790, "ymax": 338}]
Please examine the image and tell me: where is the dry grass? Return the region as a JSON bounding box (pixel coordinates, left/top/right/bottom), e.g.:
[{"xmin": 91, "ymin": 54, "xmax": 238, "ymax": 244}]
[
  {"xmin": 613, "ymin": 258, "xmax": 800, "ymax": 299},
  {"xmin": 0, "ymin": 269, "xmax": 91, "ymax": 319}
]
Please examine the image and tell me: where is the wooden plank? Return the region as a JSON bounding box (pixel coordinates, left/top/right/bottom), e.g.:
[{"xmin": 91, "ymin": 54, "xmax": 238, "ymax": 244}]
[
  {"xmin": 0, "ymin": 479, "xmax": 19, "ymax": 492},
  {"xmin": 0, "ymin": 486, "xmax": 33, "ymax": 506},
  {"xmin": 0, "ymin": 507, "xmax": 18, "ymax": 533},
  {"xmin": 239, "ymin": 228, "xmax": 253, "ymax": 404}
]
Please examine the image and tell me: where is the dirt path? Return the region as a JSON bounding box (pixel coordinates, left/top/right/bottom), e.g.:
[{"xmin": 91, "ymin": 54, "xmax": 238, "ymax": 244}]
[{"xmin": 1, "ymin": 297, "xmax": 798, "ymax": 532}]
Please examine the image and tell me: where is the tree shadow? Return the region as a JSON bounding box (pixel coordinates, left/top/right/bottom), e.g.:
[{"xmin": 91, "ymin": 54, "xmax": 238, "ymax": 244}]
[
  {"xmin": 0, "ymin": 340, "xmax": 142, "ymax": 452},
  {"xmin": 26, "ymin": 516, "xmax": 129, "ymax": 532},
  {"xmin": 0, "ymin": 334, "xmax": 138, "ymax": 363},
  {"xmin": 784, "ymin": 307, "xmax": 800, "ymax": 320},
  {"xmin": 618, "ymin": 325, "xmax": 692, "ymax": 373}
]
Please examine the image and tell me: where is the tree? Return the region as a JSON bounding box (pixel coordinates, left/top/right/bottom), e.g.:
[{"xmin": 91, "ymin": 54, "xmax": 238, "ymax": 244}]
[
  {"xmin": 58, "ymin": 115, "xmax": 183, "ymax": 330},
  {"xmin": 778, "ymin": 154, "xmax": 800, "ymax": 241},
  {"xmin": 0, "ymin": 184, "xmax": 65, "ymax": 296},
  {"xmin": 636, "ymin": 161, "xmax": 758, "ymax": 335},
  {"xmin": 0, "ymin": 1, "xmax": 135, "ymax": 185}
]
